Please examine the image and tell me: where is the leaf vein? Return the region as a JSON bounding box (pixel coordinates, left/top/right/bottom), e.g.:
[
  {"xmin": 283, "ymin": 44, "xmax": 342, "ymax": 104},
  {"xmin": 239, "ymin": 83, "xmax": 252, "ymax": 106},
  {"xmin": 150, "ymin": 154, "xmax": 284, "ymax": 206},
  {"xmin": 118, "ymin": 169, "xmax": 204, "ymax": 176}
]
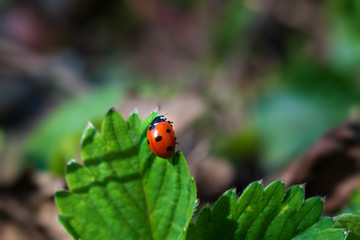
[
  {"xmin": 87, "ymin": 164, "xmax": 143, "ymax": 239},
  {"xmin": 244, "ymin": 183, "xmax": 282, "ymax": 238},
  {"xmin": 162, "ymin": 166, "xmax": 182, "ymax": 239},
  {"xmin": 75, "ymin": 189, "xmax": 122, "ymax": 238},
  {"xmin": 151, "ymin": 163, "xmax": 167, "ymax": 214}
]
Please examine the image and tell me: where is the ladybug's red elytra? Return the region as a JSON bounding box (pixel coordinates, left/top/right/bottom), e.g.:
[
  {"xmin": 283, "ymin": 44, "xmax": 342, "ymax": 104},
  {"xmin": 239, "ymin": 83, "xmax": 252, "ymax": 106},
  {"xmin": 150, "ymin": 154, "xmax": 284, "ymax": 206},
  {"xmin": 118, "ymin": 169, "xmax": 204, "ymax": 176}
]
[{"xmin": 147, "ymin": 115, "xmax": 176, "ymax": 159}]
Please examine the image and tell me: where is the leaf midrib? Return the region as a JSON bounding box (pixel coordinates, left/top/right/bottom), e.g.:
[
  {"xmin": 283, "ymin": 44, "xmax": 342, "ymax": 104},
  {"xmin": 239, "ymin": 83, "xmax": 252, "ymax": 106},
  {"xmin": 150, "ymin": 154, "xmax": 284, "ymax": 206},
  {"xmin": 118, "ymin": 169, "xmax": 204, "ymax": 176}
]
[
  {"xmin": 109, "ymin": 117, "xmax": 155, "ymax": 240},
  {"xmin": 161, "ymin": 159, "xmax": 182, "ymax": 240}
]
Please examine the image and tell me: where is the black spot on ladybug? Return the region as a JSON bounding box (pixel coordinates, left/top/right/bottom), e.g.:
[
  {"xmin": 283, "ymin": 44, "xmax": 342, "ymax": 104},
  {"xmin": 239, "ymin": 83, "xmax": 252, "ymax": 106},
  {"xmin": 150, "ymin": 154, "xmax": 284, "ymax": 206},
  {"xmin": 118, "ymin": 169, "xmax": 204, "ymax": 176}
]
[
  {"xmin": 147, "ymin": 139, "xmax": 149, "ymax": 145},
  {"xmin": 166, "ymin": 129, "xmax": 171, "ymax": 133},
  {"xmin": 149, "ymin": 125, "xmax": 155, "ymax": 131},
  {"xmin": 166, "ymin": 146, "xmax": 173, "ymax": 151},
  {"xmin": 155, "ymin": 136, "xmax": 162, "ymax": 142}
]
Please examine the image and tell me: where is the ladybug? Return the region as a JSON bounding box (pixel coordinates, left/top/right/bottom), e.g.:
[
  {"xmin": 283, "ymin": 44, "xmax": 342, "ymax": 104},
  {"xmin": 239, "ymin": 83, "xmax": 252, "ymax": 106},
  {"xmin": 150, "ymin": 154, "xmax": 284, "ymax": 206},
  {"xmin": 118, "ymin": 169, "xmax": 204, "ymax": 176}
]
[{"xmin": 147, "ymin": 115, "xmax": 176, "ymax": 159}]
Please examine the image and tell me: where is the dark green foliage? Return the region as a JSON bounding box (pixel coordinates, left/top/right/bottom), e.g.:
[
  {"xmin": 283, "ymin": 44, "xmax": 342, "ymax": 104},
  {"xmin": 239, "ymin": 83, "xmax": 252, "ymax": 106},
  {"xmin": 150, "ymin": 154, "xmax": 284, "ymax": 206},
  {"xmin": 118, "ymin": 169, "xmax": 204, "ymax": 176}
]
[
  {"xmin": 186, "ymin": 181, "xmax": 347, "ymax": 240},
  {"xmin": 335, "ymin": 213, "xmax": 360, "ymax": 240}
]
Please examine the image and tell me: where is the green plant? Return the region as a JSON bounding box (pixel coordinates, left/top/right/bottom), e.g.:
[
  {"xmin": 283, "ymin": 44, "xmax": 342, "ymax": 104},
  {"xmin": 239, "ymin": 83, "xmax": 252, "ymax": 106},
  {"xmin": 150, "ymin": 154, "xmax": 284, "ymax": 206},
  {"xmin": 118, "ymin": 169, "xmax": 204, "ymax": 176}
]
[
  {"xmin": 334, "ymin": 213, "xmax": 360, "ymax": 240},
  {"xmin": 55, "ymin": 109, "xmax": 197, "ymax": 239},
  {"xmin": 56, "ymin": 109, "xmax": 353, "ymax": 239},
  {"xmin": 187, "ymin": 181, "xmax": 346, "ymax": 240}
]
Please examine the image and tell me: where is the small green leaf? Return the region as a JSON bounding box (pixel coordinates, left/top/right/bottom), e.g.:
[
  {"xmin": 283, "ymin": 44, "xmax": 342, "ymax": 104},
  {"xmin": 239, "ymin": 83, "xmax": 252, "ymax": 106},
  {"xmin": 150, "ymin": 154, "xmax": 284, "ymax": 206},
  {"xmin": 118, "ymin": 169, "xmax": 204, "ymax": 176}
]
[
  {"xmin": 186, "ymin": 181, "xmax": 347, "ymax": 240},
  {"xmin": 55, "ymin": 109, "xmax": 197, "ymax": 240},
  {"xmin": 334, "ymin": 213, "xmax": 360, "ymax": 240},
  {"xmin": 187, "ymin": 190, "xmax": 238, "ymax": 240},
  {"xmin": 294, "ymin": 218, "xmax": 348, "ymax": 240}
]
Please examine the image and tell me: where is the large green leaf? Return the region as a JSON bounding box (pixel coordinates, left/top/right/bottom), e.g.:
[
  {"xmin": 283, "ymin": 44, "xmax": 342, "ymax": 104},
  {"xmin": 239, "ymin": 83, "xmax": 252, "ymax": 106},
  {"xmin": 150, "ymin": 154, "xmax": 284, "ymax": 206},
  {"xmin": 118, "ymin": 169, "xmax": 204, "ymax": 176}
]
[
  {"xmin": 55, "ymin": 109, "xmax": 197, "ymax": 240},
  {"xmin": 186, "ymin": 181, "xmax": 348, "ymax": 240}
]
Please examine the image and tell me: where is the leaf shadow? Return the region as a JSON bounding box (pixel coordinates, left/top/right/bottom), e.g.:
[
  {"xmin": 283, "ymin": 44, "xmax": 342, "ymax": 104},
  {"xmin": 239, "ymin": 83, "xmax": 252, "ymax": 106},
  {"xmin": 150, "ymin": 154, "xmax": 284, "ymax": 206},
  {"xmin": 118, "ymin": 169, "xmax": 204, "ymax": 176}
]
[
  {"xmin": 71, "ymin": 174, "xmax": 142, "ymax": 194},
  {"xmin": 190, "ymin": 192, "xmax": 238, "ymax": 240},
  {"xmin": 212, "ymin": 195, "xmax": 238, "ymax": 240},
  {"xmin": 81, "ymin": 147, "xmax": 139, "ymax": 167}
]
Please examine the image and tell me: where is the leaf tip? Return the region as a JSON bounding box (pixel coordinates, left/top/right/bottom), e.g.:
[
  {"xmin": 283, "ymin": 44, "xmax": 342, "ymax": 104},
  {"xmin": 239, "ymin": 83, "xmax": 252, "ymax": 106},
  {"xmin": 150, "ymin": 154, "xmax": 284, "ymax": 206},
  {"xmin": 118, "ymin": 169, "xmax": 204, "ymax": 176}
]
[
  {"xmin": 153, "ymin": 105, "xmax": 159, "ymax": 113},
  {"xmin": 109, "ymin": 106, "xmax": 116, "ymax": 112},
  {"xmin": 130, "ymin": 107, "xmax": 139, "ymax": 115},
  {"xmin": 258, "ymin": 179, "xmax": 263, "ymax": 184},
  {"xmin": 195, "ymin": 199, "xmax": 199, "ymax": 205},
  {"xmin": 86, "ymin": 121, "xmax": 94, "ymax": 129},
  {"xmin": 67, "ymin": 159, "xmax": 77, "ymax": 165}
]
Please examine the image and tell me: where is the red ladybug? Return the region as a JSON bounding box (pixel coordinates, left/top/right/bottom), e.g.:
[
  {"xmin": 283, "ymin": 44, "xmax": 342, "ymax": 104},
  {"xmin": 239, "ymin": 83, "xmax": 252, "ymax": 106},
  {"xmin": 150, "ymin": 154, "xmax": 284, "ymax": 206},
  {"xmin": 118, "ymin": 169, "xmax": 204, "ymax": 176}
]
[{"xmin": 147, "ymin": 115, "xmax": 176, "ymax": 159}]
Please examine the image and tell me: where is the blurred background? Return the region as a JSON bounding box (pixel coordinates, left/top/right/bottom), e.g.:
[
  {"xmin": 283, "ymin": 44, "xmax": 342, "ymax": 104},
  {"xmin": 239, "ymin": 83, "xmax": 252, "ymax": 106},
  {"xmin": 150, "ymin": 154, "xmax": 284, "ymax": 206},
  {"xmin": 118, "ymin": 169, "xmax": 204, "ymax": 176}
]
[{"xmin": 1, "ymin": 0, "xmax": 360, "ymax": 239}]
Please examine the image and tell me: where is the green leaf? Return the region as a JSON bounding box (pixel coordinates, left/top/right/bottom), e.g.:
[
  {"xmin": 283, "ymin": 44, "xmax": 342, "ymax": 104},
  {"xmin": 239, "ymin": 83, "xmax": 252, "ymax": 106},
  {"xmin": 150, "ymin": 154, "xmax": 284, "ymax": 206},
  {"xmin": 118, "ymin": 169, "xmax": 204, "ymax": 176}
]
[
  {"xmin": 334, "ymin": 213, "xmax": 360, "ymax": 240},
  {"xmin": 186, "ymin": 189, "xmax": 238, "ymax": 240},
  {"xmin": 186, "ymin": 181, "xmax": 347, "ymax": 240},
  {"xmin": 294, "ymin": 218, "xmax": 348, "ymax": 240},
  {"xmin": 55, "ymin": 109, "xmax": 197, "ymax": 240}
]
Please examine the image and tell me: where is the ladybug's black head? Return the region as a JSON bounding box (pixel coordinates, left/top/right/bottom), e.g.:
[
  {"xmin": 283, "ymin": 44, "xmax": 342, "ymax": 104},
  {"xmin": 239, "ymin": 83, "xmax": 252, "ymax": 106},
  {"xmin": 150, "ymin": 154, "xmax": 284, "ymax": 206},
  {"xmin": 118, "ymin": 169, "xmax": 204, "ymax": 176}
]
[
  {"xmin": 151, "ymin": 115, "xmax": 167, "ymax": 125},
  {"xmin": 149, "ymin": 115, "xmax": 167, "ymax": 130}
]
